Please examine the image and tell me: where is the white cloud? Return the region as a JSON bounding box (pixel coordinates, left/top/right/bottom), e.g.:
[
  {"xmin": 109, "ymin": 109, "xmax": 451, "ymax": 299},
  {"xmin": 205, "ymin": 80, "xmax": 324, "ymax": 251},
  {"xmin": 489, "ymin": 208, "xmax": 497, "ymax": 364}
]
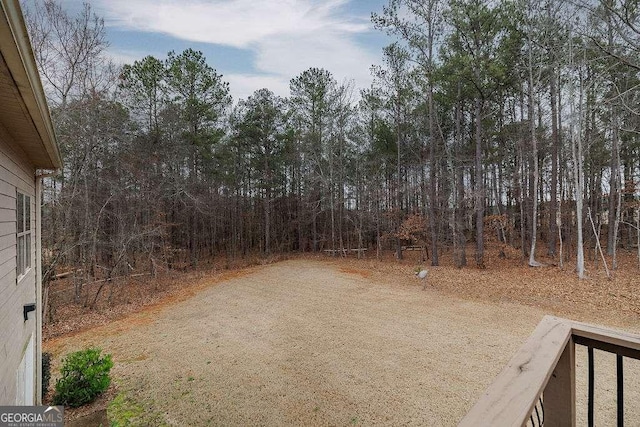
[
  {"xmin": 95, "ymin": 0, "xmax": 379, "ymax": 99},
  {"xmin": 255, "ymin": 32, "xmax": 376, "ymax": 94},
  {"xmin": 100, "ymin": 0, "xmax": 368, "ymax": 48},
  {"xmin": 225, "ymin": 74, "xmax": 291, "ymax": 100},
  {"xmin": 105, "ymin": 48, "xmax": 148, "ymax": 65}
]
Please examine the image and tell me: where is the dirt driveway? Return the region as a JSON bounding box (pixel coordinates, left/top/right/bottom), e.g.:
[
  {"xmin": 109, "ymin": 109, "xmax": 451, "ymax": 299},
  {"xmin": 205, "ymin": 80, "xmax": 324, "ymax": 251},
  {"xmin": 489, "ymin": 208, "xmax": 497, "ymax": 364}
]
[{"xmin": 46, "ymin": 260, "xmax": 640, "ymax": 426}]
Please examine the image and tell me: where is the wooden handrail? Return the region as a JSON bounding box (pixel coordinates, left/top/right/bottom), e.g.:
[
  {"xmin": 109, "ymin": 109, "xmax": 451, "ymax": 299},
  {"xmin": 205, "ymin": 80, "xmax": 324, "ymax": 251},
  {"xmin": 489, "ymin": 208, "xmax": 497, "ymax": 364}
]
[
  {"xmin": 570, "ymin": 320, "xmax": 640, "ymax": 360},
  {"xmin": 459, "ymin": 316, "xmax": 572, "ymax": 426},
  {"xmin": 459, "ymin": 316, "xmax": 640, "ymax": 427}
]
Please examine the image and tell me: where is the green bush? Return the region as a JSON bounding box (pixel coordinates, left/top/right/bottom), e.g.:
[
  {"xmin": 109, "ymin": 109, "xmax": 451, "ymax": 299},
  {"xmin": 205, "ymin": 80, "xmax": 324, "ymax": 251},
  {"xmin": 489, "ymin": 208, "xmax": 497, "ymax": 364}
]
[
  {"xmin": 42, "ymin": 352, "xmax": 52, "ymax": 400},
  {"xmin": 53, "ymin": 348, "xmax": 113, "ymax": 407}
]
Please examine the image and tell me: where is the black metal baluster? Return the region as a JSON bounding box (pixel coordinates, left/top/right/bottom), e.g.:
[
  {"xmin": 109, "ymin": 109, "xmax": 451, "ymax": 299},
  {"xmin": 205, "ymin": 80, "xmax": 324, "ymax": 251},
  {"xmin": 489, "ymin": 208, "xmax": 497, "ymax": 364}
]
[
  {"xmin": 588, "ymin": 346, "xmax": 594, "ymax": 427},
  {"xmin": 539, "ymin": 397, "xmax": 544, "ymax": 426},
  {"xmin": 534, "ymin": 403, "xmax": 541, "ymax": 427},
  {"xmin": 617, "ymin": 354, "xmax": 624, "ymax": 427}
]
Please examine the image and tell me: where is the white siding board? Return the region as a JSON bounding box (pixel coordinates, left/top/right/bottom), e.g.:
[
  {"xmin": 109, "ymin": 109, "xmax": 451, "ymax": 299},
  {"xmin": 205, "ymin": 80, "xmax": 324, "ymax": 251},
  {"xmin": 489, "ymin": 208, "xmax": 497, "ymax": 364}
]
[
  {"xmin": 0, "ymin": 259, "xmax": 14, "ymax": 281},
  {"xmin": 0, "ymin": 295, "xmax": 15, "ymax": 328},
  {"xmin": 0, "ymin": 263, "xmax": 16, "ymax": 305},
  {"xmin": 0, "ymin": 257, "xmax": 16, "ymax": 285},
  {"xmin": 0, "ymin": 207, "xmax": 15, "ymax": 222},
  {"xmin": 0, "ymin": 233, "xmax": 16, "ymax": 251},
  {"xmin": 0, "ymin": 299, "xmax": 19, "ymax": 342},
  {"xmin": 0, "ymin": 151, "xmax": 32, "ymax": 190},
  {"xmin": 0, "ymin": 307, "xmax": 20, "ymax": 353},
  {"xmin": 0, "ymin": 179, "xmax": 15, "ymax": 197},
  {"xmin": 0, "ymin": 123, "xmax": 36, "ymax": 185},
  {"xmin": 0, "ymin": 125, "xmax": 37, "ymax": 405},
  {"xmin": 0, "ymin": 328, "xmax": 18, "ymax": 402},
  {"xmin": 0, "ymin": 270, "xmax": 18, "ymax": 321},
  {"xmin": 0, "ymin": 286, "xmax": 35, "ymax": 337},
  {"xmin": 0, "ymin": 221, "xmax": 14, "ymax": 237},
  {"xmin": 0, "ymin": 162, "xmax": 29, "ymax": 191},
  {"xmin": 0, "ymin": 244, "xmax": 16, "ymax": 264},
  {"xmin": 0, "ymin": 325, "xmax": 32, "ymax": 404},
  {"xmin": 0, "ymin": 269, "xmax": 34, "ymax": 343},
  {"xmin": 0, "ymin": 272, "xmax": 35, "ymax": 392},
  {"xmin": 0, "ymin": 262, "xmax": 35, "ymax": 317},
  {"xmin": 0, "ymin": 245, "xmax": 14, "ymax": 264},
  {"xmin": 0, "ymin": 193, "xmax": 15, "ymax": 209},
  {"xmin": 0, "ymin": 287, "xmax": 23, "ymax": 356}
]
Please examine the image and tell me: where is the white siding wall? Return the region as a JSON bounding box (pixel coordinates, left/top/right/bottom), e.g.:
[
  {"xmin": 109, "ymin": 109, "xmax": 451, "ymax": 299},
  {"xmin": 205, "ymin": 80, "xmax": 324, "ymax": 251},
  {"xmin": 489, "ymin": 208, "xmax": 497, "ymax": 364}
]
[{"xmin": 0, "ymin": 125, "xmax": 37, "ymax": 405}]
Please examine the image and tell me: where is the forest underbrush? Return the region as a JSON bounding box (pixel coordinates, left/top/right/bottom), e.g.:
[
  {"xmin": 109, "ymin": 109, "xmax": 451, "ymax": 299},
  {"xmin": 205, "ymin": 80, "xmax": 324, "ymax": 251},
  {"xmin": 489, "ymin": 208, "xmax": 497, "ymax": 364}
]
[{"xmin": 44, "ymin": 243, "xmax": 640, "ymax": 341}]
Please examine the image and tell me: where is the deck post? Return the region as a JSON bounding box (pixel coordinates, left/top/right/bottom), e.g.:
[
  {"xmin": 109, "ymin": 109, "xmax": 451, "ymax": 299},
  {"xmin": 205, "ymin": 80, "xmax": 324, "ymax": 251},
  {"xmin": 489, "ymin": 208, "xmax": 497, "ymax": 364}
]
[{"xmin": 544, "ymin": 337, "xmax": 576, "ymax": 426}]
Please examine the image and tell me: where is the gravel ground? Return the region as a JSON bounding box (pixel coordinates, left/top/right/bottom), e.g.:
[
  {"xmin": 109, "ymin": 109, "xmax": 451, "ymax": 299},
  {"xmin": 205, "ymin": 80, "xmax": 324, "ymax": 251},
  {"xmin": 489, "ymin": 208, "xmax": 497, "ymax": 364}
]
[{"xmin": 46, "ymin": 259, "xmax": 640, "ymax": 426}]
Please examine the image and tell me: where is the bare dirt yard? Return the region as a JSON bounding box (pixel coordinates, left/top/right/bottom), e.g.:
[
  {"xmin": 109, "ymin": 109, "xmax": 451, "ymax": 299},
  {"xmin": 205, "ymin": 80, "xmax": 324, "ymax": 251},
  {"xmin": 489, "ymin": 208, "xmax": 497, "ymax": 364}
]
[{"xmin": 45, "ymin": 257, "xmax": 640, "ymax": 426}]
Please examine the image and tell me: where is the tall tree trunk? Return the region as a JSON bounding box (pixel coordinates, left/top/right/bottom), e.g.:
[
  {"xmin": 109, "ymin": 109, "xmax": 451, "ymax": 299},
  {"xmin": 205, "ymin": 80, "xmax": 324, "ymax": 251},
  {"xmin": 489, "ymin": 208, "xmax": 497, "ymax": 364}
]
[
  {"xmin": 474, "ymin": 96, "xmax": 485, "ymax": 268},
  {"xmin": 425, "ymin": 5, "xmax": 439, "ymax": 267},
  {"xmin": 455, "ymin": 85, "xmax": 466, "ymax": 267},
  {"xmin": 607, "ymin": 118, "xmax": 619, "ymax": 255},
  {"xmin": 329, "ymin": 135, "xmax": 337, "ymax": 254},
  {"xmin": 518, "ymin": 142, "xmax": 527, "ymax": 259},
  {"xmin": 396, "ymin": 104, "xmax": 403, "ymax": 260},
  {"xmin": 606, "ymin": 7, "xmax": 620, "ymax": 259},
  {"xmin": 264, "ymin": 157, "xmax": 271, "ymax": 255},
  {"xmin": 612, "ymin": 120, "xmax": 622, "ymax": 269},
  {"xmin": 428, "ymin": 88, "xmax": 439, "ymax": 266},
  {"xmin": 528, "ymin": 38, "xmax": 542, "ymax": 267},
  {"xmin": 548, "ymin": 68, "xmax": 559, "ymax": 256},
  {"xmin": 571, "ymin": 35, "xmax": 585, "ymax": 279}
]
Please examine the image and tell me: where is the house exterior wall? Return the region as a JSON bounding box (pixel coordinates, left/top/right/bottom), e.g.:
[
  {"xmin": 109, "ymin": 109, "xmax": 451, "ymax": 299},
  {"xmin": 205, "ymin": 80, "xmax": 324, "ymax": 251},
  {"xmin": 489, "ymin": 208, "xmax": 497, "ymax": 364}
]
[{"xmin": 0, "ymin": 123, "xmax": 38, "ymax": 405}]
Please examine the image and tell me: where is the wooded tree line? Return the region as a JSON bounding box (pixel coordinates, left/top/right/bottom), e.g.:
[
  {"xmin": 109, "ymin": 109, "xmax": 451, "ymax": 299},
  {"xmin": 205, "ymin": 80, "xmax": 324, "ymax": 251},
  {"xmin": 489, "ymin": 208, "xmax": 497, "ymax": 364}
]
[{"xmin": 24, "ymin": 0, "xmax": 640, "ymax": 286}]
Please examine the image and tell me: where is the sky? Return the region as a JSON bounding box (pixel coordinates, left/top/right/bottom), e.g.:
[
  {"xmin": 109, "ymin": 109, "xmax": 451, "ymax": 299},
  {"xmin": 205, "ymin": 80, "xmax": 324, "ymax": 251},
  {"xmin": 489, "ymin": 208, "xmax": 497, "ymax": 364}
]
[{"xmin": 61, "ymin": 0, "xmax": 391, "ymax": 100}]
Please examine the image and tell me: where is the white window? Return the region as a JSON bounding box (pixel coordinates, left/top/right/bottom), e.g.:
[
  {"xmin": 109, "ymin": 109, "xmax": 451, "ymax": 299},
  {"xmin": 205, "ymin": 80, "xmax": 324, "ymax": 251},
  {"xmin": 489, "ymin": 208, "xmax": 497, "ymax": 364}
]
[{"xmin": 17, "ymin": 192, "xmax": 31, "ymax": 279}]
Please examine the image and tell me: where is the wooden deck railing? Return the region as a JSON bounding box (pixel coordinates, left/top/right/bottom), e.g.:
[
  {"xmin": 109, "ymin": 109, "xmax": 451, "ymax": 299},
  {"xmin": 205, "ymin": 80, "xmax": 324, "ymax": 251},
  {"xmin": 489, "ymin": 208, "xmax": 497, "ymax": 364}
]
[{"xmin": 460, "ymin": 316, "xmax": 640, "ymax": 427}]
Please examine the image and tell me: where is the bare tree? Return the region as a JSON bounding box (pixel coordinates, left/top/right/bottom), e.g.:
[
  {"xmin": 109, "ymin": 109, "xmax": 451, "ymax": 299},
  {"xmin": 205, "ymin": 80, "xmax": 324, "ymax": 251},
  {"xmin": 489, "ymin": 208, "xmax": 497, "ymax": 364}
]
[
  {"xmin": 569, "ymin": 28, "xmax": 586, "ymax": 279},
  {"xmin": 24, "ymin": 0, "xmax": 108, "ymax": 106}
]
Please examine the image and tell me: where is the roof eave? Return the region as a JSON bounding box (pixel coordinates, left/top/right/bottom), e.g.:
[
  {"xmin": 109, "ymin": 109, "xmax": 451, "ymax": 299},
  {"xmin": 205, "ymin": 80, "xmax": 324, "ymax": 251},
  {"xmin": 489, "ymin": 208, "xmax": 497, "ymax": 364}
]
[{"xmin": 0, "ymin": 0, "xmax": 61, "ymax": 170}]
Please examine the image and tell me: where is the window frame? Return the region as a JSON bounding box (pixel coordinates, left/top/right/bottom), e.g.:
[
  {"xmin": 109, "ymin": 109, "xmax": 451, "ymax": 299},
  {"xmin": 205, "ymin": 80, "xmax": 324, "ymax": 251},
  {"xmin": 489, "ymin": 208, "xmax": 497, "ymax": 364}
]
[{"xmin": 16, "ymin": 191, "xmax": 32, "ymax": 282}]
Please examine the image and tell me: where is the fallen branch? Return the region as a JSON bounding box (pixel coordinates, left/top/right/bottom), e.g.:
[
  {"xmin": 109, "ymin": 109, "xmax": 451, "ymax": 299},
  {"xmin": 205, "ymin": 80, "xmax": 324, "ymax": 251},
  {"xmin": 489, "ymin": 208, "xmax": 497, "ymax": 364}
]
[
  {"xmin": 587, "ymin": 208, "xmax": 611, "ymax": 280},
  {"xmin": 79, "ymin": 273, "xmax": 149, "ymax": 289},
  {"xmin": 52, "ymin": 269, "xmax": 83, "ymax": 280},
  {"xmin": 48, "ymin": 273, "xmax": 152, "ymax": 296}
]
